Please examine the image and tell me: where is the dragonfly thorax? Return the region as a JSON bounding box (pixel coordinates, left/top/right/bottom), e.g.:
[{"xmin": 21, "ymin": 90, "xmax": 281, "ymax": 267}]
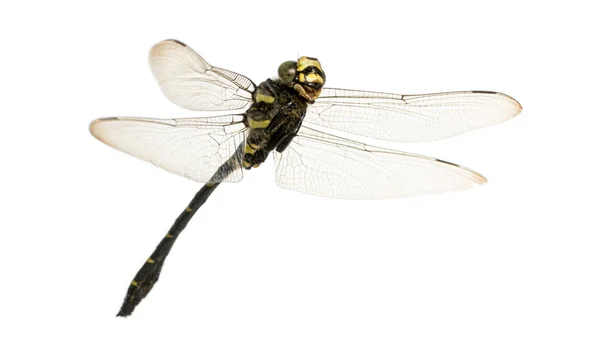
[{"xmin": 243, "ymin": 78, "xmax": 309, "ymax": 169}]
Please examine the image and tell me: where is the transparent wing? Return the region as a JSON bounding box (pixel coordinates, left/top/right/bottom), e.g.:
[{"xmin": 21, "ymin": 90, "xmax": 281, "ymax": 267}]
[
  {"xmin": 149, "ymin": 39, "xmax": 255, "ymax": 111},
  {"xmin": 306, "ymin": 89, "xmax": 522, "ymax": 142},
  {"xmin": 274, "ymin": 126, "xmax": 486, "ymax": 199},
  {"xmin": 90, "ymin": 115, "xmax": 247, "ymax": 183}
]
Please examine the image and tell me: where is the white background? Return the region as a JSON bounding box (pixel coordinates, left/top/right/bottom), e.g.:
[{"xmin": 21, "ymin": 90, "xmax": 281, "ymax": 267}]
[{"xmin": 1, "ymin": 1, "xmax": 598, "ymax": 348}]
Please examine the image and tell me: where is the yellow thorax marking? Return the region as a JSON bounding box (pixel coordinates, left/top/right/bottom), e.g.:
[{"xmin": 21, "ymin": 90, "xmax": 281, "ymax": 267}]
[
  {"xmin": 248, "ymin": 119, "xmax": 271, "ymax": 129},
  {"xmin": 245, "ymin": 144, "xmax": 257, "ymax": 155},
  {"xmin": 243, "ymin": 160, "xmax": 251, "ymax": 168},
  {"xmin": 298, "ymin": 73, "xmax": 305, "ymax": 82},
  {"xmin": 255, "ymin": 93, "xmax": 274, "ymax": 104},
  {"xmin": 297, "ymin": 56, "xmax": 322, "ymax": 72}
]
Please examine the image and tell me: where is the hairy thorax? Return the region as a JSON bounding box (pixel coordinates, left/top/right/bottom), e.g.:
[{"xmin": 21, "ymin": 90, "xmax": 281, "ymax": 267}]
[{"xmin": 242, "ymin": 79, "xmax": 309, "ymax": 169}]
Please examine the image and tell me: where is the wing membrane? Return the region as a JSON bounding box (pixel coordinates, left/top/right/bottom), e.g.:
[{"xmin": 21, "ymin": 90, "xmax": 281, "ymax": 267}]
[
  {"xmin": 149, "ymin": 39, "xmax": 255, "ymax": 111},
  {"xmin": 274, "ymin": 126, "xmax": 486, "ymax": 199},
  {"xmin": 90, "ymin": 115, "xmax": 247, "ymax": 183},
  {"xmin": 306, "ymin": 89, "xmax": 522, "ymax": 142}
]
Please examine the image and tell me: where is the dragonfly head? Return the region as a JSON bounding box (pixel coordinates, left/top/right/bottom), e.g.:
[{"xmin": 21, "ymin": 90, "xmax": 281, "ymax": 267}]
[{"xmin": 278, "ymin": 56, "xmax": 326, "ymax": 103}]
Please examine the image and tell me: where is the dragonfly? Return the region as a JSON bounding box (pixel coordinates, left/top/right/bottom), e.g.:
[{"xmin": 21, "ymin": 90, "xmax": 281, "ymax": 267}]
[{"xmin": 90, "ymin": 39, "xmax": 522, "ymax": 317}]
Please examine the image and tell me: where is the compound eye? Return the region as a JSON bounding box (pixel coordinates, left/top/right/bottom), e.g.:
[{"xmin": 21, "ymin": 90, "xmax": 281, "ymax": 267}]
[{"xmin": 278, "ymin": 61, "xmax": 297, "ymax": 84}]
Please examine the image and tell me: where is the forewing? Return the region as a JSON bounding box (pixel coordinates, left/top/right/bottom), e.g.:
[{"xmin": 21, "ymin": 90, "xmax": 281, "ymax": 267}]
[
  {"xmin": 90, "ymin": 115, "xmax": 247, "ymax": 183},
  {"xmin": 274, "ymin": 126, "xmax": 486, "ymax": 199},
  {"xmin": 306, "ymin": 89, "xmax": 522, "ymax": 142},
  {"xmin": 150, "ymin": 39, "xmax": 255, "ymax": 111}
]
